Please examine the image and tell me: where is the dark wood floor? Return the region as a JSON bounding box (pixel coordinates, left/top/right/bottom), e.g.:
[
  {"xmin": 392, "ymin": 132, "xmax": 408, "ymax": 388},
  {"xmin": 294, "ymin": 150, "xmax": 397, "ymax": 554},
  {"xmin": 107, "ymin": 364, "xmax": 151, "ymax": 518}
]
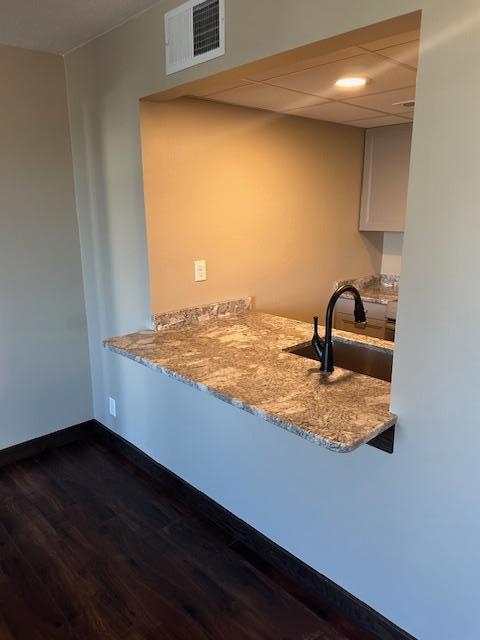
[{"xmin": 0, "ymin": 439, "xmax": 375, "ymax": 640}]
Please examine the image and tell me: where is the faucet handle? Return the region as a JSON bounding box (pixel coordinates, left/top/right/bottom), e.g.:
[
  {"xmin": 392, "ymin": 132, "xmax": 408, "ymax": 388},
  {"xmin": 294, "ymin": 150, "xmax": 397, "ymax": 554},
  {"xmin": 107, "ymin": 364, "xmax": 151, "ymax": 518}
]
[{"xmin": 312, "ymin": 315, "xmax": 325, "ymax": 362}]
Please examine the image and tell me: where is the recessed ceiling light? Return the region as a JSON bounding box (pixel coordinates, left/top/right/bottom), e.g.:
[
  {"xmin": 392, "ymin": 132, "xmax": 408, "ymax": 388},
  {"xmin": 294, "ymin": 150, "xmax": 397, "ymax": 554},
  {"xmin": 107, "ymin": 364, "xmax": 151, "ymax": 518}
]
[{"xmin": 335, "ymin": 76, "xmax": 368, "ymax": 88}]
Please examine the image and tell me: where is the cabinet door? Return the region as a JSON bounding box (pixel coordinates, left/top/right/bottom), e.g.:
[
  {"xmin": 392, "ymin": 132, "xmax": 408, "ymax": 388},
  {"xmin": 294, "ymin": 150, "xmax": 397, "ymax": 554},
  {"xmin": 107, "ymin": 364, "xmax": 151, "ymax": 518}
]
[{"xmin": 359, "ymin": 123, "xmax": 412, "ymax": 232}]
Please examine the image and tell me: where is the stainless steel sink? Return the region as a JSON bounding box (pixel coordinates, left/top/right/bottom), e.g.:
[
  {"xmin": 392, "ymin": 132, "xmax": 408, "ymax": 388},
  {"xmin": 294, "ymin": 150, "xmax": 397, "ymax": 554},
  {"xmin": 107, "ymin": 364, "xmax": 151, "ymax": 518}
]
[{"xmin": 286, "ymin": 340, "xmax": 393, "ymax": 382}]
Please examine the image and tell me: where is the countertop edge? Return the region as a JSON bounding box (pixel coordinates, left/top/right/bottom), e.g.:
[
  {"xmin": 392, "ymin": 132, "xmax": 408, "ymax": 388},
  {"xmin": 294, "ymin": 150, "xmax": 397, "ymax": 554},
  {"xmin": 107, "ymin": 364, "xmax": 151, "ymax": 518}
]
[{"xmin": 104, "ymin": 341, "xmax": 397, "ymax": 453}]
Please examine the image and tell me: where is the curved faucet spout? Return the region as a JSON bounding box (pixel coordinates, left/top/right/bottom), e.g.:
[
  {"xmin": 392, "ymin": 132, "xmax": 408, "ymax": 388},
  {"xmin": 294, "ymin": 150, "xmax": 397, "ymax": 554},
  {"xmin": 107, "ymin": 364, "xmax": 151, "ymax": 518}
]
[
  {"xmin": 312, "ymin": 285, "xmax": 366, "ymax": 373},
  {"xmin": 325, "ymin": 285, "xmax": 366, "ymax": 343}
]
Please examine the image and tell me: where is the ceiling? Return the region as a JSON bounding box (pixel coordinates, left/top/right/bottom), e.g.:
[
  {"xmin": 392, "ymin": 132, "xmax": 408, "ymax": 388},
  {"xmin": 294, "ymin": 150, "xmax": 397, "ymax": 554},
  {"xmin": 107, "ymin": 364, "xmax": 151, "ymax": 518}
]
[
  {"xmin": 200, "ymin": 30, "xmax": 418, "ymax": 128},
  {"xmin": 0, "ymin": 0, "xmax": 162, "ymax": 54}
]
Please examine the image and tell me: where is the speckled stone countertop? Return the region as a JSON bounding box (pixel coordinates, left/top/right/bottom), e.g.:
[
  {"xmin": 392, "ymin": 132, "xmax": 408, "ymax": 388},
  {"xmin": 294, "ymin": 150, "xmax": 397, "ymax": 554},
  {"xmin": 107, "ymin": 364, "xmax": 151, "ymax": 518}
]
[
  {"xmin": 153, "ymin": 297, "xmax": 252, "ymax": 331},
  {"xmin": 337, "ymin": 275, "xmax": 399, "ymax": 305},
  {"xmin": 105, "ymin": 312, "xmax": 396, "ymax": 453}
]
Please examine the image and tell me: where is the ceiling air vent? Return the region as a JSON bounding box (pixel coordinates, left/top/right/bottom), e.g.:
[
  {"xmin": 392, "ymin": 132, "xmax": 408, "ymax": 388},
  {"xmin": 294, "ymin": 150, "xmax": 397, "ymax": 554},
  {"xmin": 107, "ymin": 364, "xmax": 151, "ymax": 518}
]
[
  {"xmin": 392, "ymin": 99, "xmax": 415, "ymax": 109},
  {"xmin": 165, "ymin": 0, "xmax": 225, "ymax": 75}
]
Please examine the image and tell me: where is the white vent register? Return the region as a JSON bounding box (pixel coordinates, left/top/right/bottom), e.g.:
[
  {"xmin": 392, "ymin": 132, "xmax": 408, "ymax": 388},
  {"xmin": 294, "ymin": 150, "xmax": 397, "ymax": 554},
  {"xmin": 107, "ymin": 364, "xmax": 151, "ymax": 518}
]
[{"xmin": 165, "ymin": 0, "xmax": 225, "ymax": 75}]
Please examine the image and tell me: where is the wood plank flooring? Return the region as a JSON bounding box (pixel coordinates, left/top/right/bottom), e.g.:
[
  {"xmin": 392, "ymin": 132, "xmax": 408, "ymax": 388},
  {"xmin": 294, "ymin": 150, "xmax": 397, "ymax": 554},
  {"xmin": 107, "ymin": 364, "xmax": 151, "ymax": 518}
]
[{"xmin": 0, "ymin": 440, "xmax": 375, "ymax": 640}]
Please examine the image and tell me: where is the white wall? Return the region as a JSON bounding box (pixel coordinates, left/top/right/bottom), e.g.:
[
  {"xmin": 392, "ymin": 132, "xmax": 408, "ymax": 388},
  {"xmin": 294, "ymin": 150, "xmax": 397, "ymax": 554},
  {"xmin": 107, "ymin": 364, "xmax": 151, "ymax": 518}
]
[
  {"xmin": 0, "ymin": 44, "xmax": 92, "ymax": 449},
  {"xmin": 381, "ymin": 231, "xmax": 404, "ymax": 274},
  {"xmin": 65, "ymin": 2, "xmax": 480, "ymax": 638}
]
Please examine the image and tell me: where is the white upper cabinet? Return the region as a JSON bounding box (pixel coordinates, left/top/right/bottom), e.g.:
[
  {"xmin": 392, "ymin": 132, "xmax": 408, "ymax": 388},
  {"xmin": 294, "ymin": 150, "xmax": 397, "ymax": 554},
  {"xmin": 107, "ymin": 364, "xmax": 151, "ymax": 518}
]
[{"xmin": 359, "ymin": 123, "xmax": 412, "ymax": 232}]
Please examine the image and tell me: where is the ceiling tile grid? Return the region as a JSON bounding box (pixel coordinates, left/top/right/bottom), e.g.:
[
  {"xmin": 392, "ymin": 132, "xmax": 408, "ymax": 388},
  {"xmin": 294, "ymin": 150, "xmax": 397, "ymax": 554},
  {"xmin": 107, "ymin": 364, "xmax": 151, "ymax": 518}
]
[
  {"xmin": 204, "ymin": 83, "xmax": 327, "ymax": 112},
  {"xmin": 285, "ymin": 101, "xmax": 384, "ymax": 123},
  {"xmin": 344, "ymin": 86, "xmax": 416, "ymax": 114},
  {"xmin": 263, "ymin": 52, "xmax": 416, "ymax": 99},
  {"xmin": 246, "ymin": 46, "xmax": 365, "ymax": 82},
  {"xmin": 204, "ymin": 29, "xmax": 419, "ymax": 128}
]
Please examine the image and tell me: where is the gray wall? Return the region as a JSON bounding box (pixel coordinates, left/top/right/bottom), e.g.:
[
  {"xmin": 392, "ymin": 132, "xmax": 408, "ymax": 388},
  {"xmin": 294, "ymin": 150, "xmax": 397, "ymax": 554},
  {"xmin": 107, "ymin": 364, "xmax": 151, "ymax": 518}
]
[
  {"xmin": 0, "ymin": 44, "xmax": 92, "ymax": 448},
  {"xmin": 65, "ymin": 1, "xmax": 480, "ymax": 638}
]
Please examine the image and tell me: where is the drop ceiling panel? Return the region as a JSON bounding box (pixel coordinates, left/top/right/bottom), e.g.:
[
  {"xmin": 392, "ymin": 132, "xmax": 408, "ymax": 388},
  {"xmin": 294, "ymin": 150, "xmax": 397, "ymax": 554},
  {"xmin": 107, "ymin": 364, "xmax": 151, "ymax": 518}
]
[
  {"xmin": 288, "ymin": 101, "xmax": 383, "ymax": 123},
  {"xmin": 361, "ymin": 29, "xmax": 420, "ymax": 51},
  {"xmin": 345, "ymin": 86, "xmax": 415, "ymax": 114},
  {"xmin": 246, "ymin": 47, "xmax": 365, "ymax": 81},
  {"xmin": 347, "ymin": 115, "xmax": 411, "ymax": 128},
  {"xmin": 188, "ymin": 80, "xmax": 252, "ymax": 98},
  {"xmin": 267, "ymin": 53, "xmax": 417, "ymax": 99},
  {"xmin": 202, "ymin": 30, "xmax": 418, "ymax": 127},
  {"xmin": 206, "ymin": 83, "xmax": 327, "ymax": 112},
  {"xmin": 376, "ymin": 41, "xmax": 419, "ymax": 68}
]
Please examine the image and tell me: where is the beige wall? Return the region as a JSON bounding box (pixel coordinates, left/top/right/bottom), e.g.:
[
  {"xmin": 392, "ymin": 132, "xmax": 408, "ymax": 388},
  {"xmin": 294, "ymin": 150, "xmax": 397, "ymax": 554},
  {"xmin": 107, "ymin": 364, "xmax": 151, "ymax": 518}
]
[
  {"xmin": 141, "ymin": 98, "xmax": 382, "ymax": 321},
  {"xmin": 0, "ymin": 44, "xmax": 92, "ymax": 448}
]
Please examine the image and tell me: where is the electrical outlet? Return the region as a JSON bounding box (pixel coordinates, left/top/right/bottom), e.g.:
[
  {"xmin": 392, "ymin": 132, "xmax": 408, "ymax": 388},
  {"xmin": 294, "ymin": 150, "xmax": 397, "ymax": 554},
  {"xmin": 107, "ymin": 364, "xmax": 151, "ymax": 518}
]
[
  {"xmin": 194, "ymin": 259, "xmax": 207, "ymax": 282},
  {"xmin": 109, "ymin": 397, "xmax": 116, "ymax": 417}
]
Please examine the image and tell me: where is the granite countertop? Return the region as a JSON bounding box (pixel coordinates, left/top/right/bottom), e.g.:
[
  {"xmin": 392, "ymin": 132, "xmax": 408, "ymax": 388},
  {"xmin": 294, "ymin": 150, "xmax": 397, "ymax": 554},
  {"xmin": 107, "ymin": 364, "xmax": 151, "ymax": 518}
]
[
  {"xmin": 104, "ymin": 311, "xmax": 396, "ymax": 453},
  {"xmin": 337, "ymin": 275, "xmax": 399, "ymax": 305}
]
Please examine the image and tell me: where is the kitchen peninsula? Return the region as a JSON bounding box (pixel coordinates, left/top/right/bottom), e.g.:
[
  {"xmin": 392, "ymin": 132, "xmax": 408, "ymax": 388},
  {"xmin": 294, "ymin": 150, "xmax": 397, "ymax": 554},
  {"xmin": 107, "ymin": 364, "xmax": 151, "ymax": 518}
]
[{"xmin": 105, "ymin": 300, "xmax": 396, "ymax": 453}]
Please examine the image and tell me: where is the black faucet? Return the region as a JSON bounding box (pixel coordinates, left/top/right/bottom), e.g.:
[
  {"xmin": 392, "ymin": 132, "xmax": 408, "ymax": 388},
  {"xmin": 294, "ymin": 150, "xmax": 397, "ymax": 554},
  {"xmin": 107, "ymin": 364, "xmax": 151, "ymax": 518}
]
[{"xmin": 312, "ymin": 285, "xmax": 367, "ymax": 373}]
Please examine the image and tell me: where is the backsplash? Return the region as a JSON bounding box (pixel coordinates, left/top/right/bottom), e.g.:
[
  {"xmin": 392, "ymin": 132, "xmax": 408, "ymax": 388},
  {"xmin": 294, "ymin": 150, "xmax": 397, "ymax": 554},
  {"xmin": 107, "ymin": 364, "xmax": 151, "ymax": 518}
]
[
  {"xmin": 335, "ymin": 274, "xmax": 399, "ymax": 305},
  {"xmin": 152, "ymin": 297, "xmax": 252, "ymax": 332},
  {"xmin": 379, "ymin": 274, "xmax": 400, "ymax": 287},
  {"xmin": 337, "ymin": 274, "xmax": 399, "ymax": 289}
]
